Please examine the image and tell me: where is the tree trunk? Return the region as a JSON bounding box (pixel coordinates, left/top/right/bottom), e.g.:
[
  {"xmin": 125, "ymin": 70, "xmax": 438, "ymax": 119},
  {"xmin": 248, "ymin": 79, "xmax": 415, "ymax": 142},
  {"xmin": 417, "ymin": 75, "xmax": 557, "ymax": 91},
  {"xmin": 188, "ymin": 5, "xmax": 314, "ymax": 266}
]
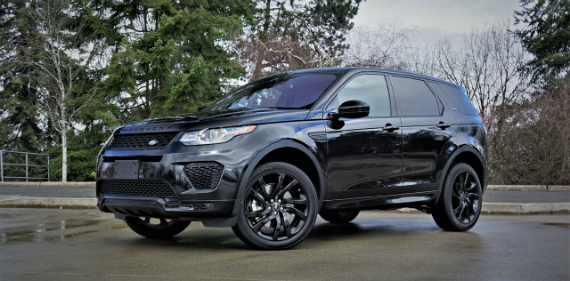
[
  {"xmin": 61, "ymin": 129, "xmax": 67, "ymax": 182},
  {"xmin": 262, "ymin": 0, "xmax": 271, "ymax": 41},
  {"xmin": 250, "ymin": 0, "xmax": 271, "ymax": 82}
]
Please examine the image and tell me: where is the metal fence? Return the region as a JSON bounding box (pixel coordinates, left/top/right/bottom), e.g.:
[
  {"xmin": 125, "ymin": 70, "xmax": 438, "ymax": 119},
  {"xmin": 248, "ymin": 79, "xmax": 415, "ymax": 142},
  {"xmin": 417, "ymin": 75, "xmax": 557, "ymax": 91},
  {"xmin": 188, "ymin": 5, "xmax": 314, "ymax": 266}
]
[{"xmin": 0, "ymin": 150, "xmax": 52, "ymax": 182}]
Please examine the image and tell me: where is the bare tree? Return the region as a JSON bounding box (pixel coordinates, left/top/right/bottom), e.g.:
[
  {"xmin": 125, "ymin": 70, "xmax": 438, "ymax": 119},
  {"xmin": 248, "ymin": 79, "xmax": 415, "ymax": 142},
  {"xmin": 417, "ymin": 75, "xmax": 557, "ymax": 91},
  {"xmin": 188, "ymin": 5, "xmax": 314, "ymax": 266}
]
[
  {"xmin": 343, "ymin": 19, "xmax": 416, "ymax": 69},
  {"xmin": 241, "ymin": 32, "xmax": 347, "ymax": 80},
  {"xmin": 240, "ymin": 0, "xmax": 361, "ymax": 81},
  {"xmin": 433, "ymin": 21, "xmax": 530, "ymax": 132},
  {"xmin": 489, "ymin": 79, "xmax": 570, "ymax": 185},
  {"xmin": 397, "ymin": 43, "xmax": 440, "ymax": 77},
  {"xmin": 20, "ymin": 0, "xmax": 101, "ymax": 182}
]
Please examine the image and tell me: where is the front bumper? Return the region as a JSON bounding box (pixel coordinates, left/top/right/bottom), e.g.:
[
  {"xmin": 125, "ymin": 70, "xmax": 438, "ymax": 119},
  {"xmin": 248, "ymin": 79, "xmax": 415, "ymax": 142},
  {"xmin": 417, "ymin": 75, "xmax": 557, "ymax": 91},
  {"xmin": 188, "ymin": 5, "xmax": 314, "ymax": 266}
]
[
  {"xmin": 96, "ymin": 133, "xmax": 268, "ymax": 220},
  {"xmin": 97, "ymin": 195, "xmax": 235, "ymax": 218}
]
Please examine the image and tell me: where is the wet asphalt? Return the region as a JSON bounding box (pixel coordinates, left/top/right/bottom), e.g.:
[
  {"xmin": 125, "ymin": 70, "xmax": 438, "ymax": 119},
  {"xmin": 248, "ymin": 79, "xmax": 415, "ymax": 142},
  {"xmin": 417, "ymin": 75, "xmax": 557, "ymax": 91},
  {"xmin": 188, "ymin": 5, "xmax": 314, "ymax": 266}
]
[{"xmin": 0, "ymin": 209, "xmax": 568, "ymax": 281}]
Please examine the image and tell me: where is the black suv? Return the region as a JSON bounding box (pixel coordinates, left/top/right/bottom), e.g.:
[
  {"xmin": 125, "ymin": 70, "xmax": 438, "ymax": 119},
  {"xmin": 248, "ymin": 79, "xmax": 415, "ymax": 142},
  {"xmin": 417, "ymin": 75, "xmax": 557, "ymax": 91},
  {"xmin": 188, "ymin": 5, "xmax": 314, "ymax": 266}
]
[{"xmin": 96, "ymin": 67, "xmax": 487, "ymax": 250}]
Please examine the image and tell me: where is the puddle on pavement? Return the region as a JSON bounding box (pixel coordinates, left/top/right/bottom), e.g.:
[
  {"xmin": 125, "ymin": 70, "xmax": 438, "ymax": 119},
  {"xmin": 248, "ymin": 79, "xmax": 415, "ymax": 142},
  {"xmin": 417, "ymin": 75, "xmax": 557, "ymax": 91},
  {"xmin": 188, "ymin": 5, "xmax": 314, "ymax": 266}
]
[
  {"xmin": 542, "ymin": 222, "xmax": 570, "ymax": 228},
  {"xmin": 0, "ymin": 218, "xmax": 126, "ymax": 244},
  {"xmin": 0, "ymin": 213, "xmax": 23, "ymax": 219}
]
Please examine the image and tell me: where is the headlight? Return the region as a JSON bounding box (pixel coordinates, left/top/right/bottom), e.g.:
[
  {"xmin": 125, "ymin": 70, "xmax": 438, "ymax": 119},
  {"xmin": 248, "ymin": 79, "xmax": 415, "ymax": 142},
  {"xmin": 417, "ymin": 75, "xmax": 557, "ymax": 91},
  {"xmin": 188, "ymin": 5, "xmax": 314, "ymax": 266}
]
[
  {"xmin": 96, "ymin": 129, "xmax": 119, "ymax": 173},
  {"xmin": 102, "ymin": 134, "xmax": 114, "ymax": 147},
  {"xmin": 97, "ymin": 129, "xmax": 117, "ymax": 157},
  {"xmin": 179, "ymin": 125, "xmax": 256, "ymax": 145}
]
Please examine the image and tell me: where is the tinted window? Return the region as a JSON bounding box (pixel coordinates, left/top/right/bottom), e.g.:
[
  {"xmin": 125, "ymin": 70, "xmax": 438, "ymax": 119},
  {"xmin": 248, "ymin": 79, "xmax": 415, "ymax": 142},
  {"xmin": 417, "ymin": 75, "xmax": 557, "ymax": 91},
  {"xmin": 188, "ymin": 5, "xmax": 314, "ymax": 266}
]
[
  {"xmin": 206, "ymin": 73, "xmax": 338, "ymax": 111},
  {"xmin": 333, "ymin": 75, "xmax": 391, "ymax": 117},
  {"xmin": 430, "ymin": 82, "xmax": 479, "ymax": 116},
  {"xmin": 391, "ymin": 76, "xmax": 440, "ymax": 116}
]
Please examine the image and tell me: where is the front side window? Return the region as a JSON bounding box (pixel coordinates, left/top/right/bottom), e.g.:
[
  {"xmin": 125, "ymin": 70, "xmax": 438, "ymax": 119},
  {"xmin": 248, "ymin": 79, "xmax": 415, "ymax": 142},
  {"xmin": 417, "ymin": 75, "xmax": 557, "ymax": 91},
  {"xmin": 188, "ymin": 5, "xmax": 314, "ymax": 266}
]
[
  {"xmin": 206, "ymin": 73, "xmax": 339, "ymax": 111},
  {"xmin": 328, "ymin": 74, "xmax": 391, "ymax": 117},
  {"xmin": 390, "ymin": 76, "xmax": 440, "ymax": 116}
]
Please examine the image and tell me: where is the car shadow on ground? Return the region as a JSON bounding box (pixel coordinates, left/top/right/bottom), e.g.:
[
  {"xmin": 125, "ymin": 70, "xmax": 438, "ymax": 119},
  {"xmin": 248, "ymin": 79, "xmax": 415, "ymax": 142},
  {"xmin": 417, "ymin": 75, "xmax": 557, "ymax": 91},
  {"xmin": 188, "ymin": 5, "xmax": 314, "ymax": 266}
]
[{"xmin": 110, "ymin": 218, "xmax": 477, "ymax": 251}]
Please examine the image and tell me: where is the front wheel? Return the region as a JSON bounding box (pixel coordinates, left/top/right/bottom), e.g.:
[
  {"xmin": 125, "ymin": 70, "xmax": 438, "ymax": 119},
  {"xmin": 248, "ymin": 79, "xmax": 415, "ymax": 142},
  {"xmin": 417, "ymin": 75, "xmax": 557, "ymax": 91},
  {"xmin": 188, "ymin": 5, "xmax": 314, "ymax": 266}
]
[
  {"xmin": 232, "ymin": 162, "xmax": 318, "ymax": 250},
  {"xmin": 431, "ymin": 163, "xmax": 483, "ymax": 231},
  {"xmin": 125, "ymin": 216, "xmax": 190, "ymax": 238}
]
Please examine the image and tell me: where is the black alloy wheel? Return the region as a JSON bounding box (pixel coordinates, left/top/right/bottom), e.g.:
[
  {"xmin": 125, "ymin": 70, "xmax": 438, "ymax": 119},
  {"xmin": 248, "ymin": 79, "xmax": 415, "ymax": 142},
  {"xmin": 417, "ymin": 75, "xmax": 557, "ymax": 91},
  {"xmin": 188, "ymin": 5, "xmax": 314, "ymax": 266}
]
[
  {"xmin": 432, "ymin": 163, "xmax": 482, "ymax": 231},
  {"xmin": 125, "ymin": 216, "xmax": 190, "ymax": 238},
  {"xmin": 232, "ymin": 162, "xmax": 318, "ymax": 250},
  {"xmin": 451, "ymin": 172, "xmax": 480, "ymax": 223}
]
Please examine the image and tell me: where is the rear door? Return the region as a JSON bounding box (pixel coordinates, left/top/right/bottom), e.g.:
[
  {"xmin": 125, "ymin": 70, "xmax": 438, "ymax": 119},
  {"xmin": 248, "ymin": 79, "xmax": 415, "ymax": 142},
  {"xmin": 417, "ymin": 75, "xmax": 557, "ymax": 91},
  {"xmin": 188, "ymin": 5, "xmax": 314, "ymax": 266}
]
[
  {"xmin": 389, "ymin": 75, "xmax": 455, "ymax": 194},
  {"xmin": 324, "ymin": 74, "xmax": 402, "ymax": 200}
]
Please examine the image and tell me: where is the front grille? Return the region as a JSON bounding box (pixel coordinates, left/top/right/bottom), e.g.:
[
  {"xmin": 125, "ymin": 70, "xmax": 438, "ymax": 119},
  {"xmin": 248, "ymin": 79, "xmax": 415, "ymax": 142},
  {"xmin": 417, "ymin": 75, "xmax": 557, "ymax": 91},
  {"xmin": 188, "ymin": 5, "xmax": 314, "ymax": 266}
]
[
  {"xmin": 98, "ymin": 180, "xmax": 177, "ymax": 197},
  {"xmin": 102, "ymin": 156, "xmax": 163, "ymax": 163},
  {"xmin": 184, "ymin": 162, "xmax": 224, "ymax": 190},
  {"xmin": 108, "ymin": 133, "xmax": 179, "ymax": 149}
]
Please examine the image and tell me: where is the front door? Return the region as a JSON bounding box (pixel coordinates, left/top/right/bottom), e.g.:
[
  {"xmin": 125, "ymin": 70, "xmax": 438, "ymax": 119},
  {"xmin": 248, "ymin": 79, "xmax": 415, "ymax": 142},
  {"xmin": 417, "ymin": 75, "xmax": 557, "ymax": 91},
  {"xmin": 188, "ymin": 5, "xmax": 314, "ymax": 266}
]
[{"xmin": 325, "ymin": 74, "xmax": 402, "ymax": 200}]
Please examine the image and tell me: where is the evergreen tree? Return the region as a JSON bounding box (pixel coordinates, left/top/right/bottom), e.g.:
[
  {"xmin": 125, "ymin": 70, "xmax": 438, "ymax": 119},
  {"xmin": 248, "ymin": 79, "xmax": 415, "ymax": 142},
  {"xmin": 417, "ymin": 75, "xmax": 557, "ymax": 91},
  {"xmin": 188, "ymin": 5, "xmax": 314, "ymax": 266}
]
[
  {"xmin": 1, "ymin": 0, "xmax": 113, "ymax": 181},
  {"xmin": 98, "ymin": 0, "xmax": 255, "ymax": 121},
  {"xmin": 514, "ymin": 0, "xmax": 570, "ymax": 83},
  {"xmin": 0, "ymin": 0, "xmax": 51, "ymax": 152}
]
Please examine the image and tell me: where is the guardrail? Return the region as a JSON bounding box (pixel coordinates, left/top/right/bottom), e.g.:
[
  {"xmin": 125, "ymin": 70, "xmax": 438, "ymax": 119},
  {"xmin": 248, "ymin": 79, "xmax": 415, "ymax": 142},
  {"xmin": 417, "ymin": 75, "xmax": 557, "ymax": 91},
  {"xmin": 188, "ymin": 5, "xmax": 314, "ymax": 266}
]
[{"xmin": 0, "ymin": 150, "xmax": 53, "ymax": 182}]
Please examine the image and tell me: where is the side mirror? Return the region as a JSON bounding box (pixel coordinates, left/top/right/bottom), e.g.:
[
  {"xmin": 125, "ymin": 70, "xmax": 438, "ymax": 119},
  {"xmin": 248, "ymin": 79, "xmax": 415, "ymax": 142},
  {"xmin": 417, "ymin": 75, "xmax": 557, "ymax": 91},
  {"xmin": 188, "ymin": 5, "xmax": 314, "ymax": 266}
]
[{"xmin": 330, "ymin": 100, "xmax": 370, "ymax": 119}]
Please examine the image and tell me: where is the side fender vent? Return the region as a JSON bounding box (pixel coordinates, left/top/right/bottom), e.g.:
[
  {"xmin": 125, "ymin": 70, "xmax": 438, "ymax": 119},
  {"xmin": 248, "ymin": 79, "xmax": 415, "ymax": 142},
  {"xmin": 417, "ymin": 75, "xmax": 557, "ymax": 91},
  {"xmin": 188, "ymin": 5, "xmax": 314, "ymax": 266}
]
[{"xmin": 309, "ymin": 133, "xmax": 328, "ymax": 161}]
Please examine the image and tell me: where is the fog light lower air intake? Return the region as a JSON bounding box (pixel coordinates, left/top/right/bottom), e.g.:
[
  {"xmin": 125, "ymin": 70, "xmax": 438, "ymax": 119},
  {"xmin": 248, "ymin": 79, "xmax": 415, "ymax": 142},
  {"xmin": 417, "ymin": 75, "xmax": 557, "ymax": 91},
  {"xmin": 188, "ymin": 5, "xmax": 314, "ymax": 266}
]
[{"xmin": 183, "ymin": 162, "xmax": 224, "ymax": 190}]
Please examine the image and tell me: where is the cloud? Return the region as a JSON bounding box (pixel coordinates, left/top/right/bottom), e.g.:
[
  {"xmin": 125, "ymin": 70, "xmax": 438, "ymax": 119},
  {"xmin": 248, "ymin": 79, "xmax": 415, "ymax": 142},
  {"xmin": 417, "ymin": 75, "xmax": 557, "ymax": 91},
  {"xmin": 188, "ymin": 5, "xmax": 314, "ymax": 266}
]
[{"xmin": 352, "ymin": 0, "xmax": 521, "ymax": 43}]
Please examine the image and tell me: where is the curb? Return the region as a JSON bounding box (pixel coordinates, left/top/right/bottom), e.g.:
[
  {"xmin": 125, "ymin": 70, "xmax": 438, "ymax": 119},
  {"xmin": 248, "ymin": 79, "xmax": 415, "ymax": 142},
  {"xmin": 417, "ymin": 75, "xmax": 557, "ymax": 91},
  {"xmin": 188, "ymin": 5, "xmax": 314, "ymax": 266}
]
[
  {"xmin": 479, "ymin": 203, "xmax": 570, "ymax": 215},
  {"xmin": 0, "ymin": 197, "xmax": 97, "ymax": 209},
  {"xmin": 1, "ymin": 197, "xmax": 569, "ymax": 215},
  {"xmin": 388, "ymin": 203, "xmax": 570, "ymax": 215},
  {"xmin": 0, "ymin": 182, "xmax": 95, "ymax": 187},
  {"xmin": 487, "ymin": 185, "xmax": 569, "ymax": 191}
]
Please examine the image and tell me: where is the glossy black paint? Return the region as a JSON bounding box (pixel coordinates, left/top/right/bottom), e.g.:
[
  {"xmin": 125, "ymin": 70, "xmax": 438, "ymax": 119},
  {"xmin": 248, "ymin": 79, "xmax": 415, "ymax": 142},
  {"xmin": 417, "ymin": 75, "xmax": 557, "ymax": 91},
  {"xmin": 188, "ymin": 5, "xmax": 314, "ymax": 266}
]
[
  {"xmin": 96, "ymin": 67, "xmax": 488, "ymax": 226},
  {"xmin": 325, "ymin": 116, "xmax": 402, "ymax": 200}
]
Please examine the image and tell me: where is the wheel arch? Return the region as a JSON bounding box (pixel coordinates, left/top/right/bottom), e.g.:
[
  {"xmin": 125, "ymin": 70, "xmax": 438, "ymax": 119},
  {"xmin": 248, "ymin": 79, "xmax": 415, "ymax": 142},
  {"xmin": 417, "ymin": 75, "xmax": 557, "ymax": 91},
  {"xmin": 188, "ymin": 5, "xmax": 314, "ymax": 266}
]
[
  {"xmin": 434, "ymin": 145, "xmax": 486, "ymax": 205},
  {"xmin": 231, "ymin": 139, "xmax": 326, "ymax": 217}
]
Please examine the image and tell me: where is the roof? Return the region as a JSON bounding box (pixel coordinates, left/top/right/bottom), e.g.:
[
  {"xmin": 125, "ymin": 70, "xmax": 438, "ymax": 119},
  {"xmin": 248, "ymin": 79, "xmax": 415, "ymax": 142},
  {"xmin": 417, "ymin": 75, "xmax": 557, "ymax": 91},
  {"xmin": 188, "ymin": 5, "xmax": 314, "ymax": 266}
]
[{"xmin": 288, "ymin": 67, "xmax": 461, "ymax": 88}]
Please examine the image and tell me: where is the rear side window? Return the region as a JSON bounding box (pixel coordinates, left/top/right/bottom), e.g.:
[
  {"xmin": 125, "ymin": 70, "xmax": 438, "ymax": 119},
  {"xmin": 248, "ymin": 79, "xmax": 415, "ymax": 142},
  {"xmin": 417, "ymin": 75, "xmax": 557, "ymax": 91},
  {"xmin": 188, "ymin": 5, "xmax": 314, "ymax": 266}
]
[
  {"xmin": 390, "ymin": 76, "xmax": 440, "ymax": 116},
  {"xmin": 429, "ymin": 82, "xmax": 479, "ymax": 116},
  {"xmin": 332, "ymin": 74, "xmax": 391, "ymax": 117}
]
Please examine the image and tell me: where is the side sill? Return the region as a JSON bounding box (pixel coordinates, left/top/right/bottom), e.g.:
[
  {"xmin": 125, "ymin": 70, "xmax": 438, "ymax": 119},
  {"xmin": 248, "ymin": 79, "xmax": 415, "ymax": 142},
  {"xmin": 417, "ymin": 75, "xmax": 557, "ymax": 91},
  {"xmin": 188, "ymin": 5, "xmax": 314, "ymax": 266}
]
[{"xmin": 323, "ymin": 191, "xmax": 438, "ymax": 210}]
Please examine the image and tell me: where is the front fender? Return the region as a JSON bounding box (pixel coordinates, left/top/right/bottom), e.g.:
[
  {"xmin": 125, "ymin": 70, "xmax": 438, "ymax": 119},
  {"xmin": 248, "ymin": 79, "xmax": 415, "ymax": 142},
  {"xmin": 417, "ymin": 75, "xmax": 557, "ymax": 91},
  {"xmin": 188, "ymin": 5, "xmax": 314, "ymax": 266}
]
[{"xmin": 230, "ymin": 139, "xmax": 326, "ymax": 218}]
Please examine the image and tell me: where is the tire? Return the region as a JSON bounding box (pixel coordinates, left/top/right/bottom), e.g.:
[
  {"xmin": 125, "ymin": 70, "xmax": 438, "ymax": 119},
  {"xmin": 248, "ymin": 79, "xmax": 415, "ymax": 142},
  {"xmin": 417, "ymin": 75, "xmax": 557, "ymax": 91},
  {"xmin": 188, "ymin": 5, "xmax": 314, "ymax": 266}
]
[
  {"xmin": 232, "ymin": 162, "xmax": 318, "ymax": 250},
  {"xmin": 432, "ymin": 163, "xmax": 483, "ymax": 231},
  {"xmin": 320, "ymin": 210, "xmax": 360, "ymax": 224},
  {"xmin": 125, "ymin": 216, "xmax": 190, "ymax": 238}
]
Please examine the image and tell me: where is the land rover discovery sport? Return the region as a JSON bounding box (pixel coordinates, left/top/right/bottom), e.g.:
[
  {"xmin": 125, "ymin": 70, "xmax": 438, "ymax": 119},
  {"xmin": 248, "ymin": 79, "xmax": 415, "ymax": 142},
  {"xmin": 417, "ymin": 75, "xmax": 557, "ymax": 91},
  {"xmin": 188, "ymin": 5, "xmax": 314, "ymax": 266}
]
[{"xmin": 96, "ymin": 67, "xmax": 488, "ymax": 250}]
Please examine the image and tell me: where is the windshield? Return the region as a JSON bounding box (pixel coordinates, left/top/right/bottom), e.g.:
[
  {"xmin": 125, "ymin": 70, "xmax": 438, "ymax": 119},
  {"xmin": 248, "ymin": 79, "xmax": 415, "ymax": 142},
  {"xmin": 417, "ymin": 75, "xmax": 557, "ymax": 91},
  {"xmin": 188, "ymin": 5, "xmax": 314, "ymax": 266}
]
[{"xmin": 205, "ymin": 73, "xmax": 339, "ymax": 111}]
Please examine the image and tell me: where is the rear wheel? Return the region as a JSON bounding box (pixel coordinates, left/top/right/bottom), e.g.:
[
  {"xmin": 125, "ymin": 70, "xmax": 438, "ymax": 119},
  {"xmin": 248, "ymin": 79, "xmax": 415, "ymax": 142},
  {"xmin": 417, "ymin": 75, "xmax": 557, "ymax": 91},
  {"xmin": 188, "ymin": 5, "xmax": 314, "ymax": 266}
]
[
  {"xmin": 432, "ymin": 163, "xmax": 482, "ymax": 231},
  {"xmin": 125, "ymin": 216, "xmax": 190, "ymax": 238},
  {"xmin": 232, "ymin": 162, "xmax": 318, "ymax": 250},
  {"xmin": 320, "ymin": 210, "xmax": 360, "ymax": 224}
]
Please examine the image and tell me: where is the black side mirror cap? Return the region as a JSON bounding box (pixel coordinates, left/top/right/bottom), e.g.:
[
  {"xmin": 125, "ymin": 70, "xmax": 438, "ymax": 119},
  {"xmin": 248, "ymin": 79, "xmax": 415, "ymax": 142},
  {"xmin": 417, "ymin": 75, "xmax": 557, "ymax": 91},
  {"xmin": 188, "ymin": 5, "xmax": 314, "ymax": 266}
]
[{"xmin": 330, "ymin": 100, "xmax": 370, "ymax": 119}]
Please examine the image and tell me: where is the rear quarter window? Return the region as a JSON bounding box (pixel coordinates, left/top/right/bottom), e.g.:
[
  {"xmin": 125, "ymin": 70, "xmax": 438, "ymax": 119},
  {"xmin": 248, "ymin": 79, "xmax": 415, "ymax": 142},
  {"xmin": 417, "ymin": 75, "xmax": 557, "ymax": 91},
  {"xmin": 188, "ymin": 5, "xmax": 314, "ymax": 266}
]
[{"xmin": 429, "ymin": 82, "xmax": 479, "ymax": 116}]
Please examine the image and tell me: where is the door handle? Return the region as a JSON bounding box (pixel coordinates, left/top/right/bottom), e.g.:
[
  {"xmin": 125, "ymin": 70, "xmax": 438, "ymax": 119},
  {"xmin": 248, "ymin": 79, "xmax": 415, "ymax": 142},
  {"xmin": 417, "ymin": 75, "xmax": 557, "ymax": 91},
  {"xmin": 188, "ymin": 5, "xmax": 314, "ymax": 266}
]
[
  {"xmin": 382, "ymin": 124, "xmax": 400, "ymax": 132},
  {"xmin": 437, "ymin": 122, "xmax": 451, "ymax": 129}
]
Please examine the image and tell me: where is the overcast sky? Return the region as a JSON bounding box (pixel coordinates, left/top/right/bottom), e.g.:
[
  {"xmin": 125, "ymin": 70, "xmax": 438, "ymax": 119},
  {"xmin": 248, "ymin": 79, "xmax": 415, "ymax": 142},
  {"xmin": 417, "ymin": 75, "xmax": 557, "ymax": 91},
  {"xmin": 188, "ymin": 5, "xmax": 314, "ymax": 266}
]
[{"xmin": 352, "ymin": 0, "xmax": 523, "ymax": 46}]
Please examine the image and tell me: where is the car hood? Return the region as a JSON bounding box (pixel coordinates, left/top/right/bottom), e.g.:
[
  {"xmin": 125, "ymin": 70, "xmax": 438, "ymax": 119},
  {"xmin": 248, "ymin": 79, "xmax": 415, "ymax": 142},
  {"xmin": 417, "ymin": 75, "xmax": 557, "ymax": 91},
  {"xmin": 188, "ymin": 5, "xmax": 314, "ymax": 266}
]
[{"xmin": 116, "ymin": 108, "xmax": 310, "ymax": 134}]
